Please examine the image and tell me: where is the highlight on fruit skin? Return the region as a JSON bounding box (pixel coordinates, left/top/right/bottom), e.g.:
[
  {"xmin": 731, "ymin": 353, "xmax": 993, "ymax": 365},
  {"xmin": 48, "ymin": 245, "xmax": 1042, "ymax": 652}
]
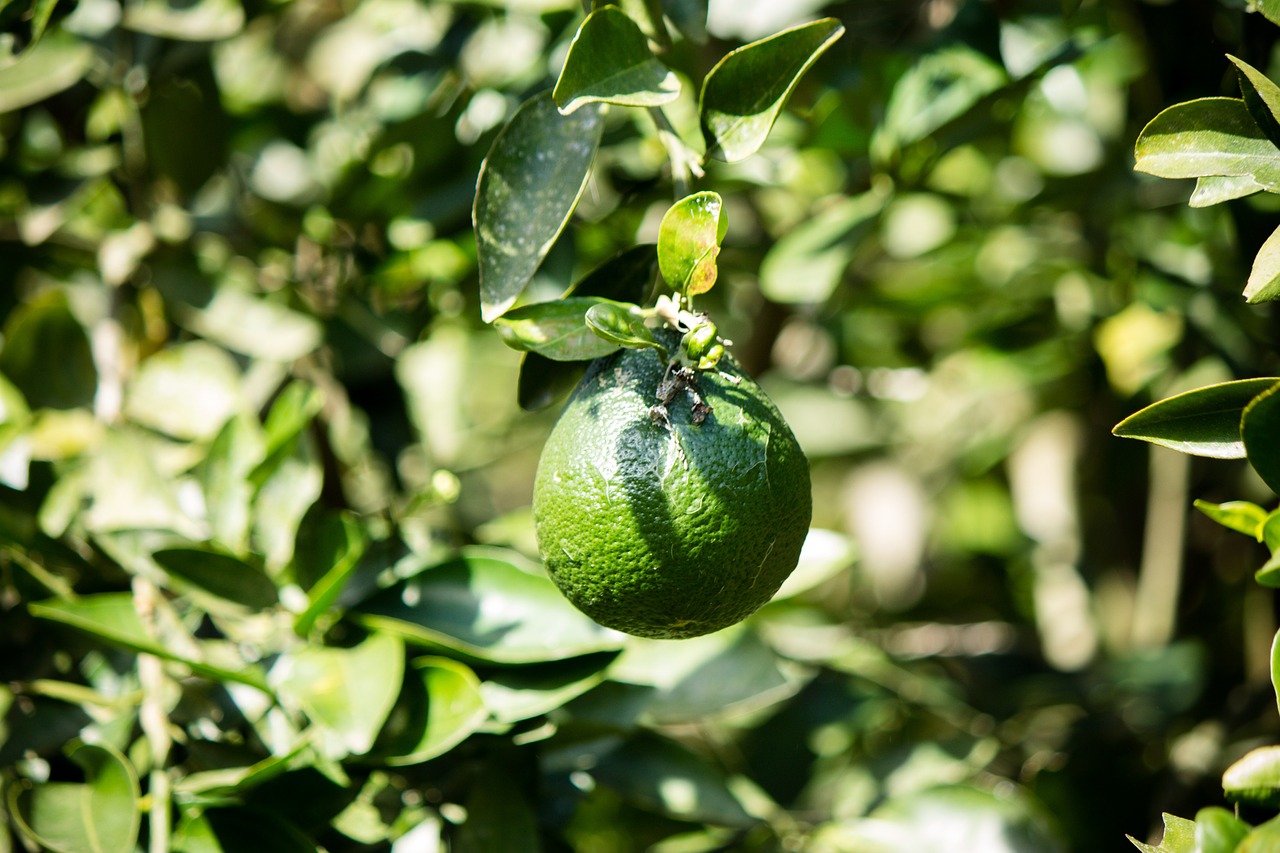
[{"xmin": 531, "ymin": 330, "xmax": 812, "ymax": 639}]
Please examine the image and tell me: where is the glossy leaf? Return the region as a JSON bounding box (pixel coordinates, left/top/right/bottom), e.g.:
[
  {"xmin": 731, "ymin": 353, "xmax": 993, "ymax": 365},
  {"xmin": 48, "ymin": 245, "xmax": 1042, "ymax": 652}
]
[
  {"xmin": 494, "ymin": 297, "xmax": 626, "ymax": 361},
  {"xmin": 516, "ymin": 243, "xmax": 658, "ymax": 411},
  {"xmin": 153, "ymin": 546, "xmax": 278, "ymax": 609},
  {"xmin": 1230, "ymin": 55, "xmax": 1280, "ymax": 148},
  {"xmin": 1246, "ymin": 224, "xmax": 1280, "ymax": 303},
  {"xmin": 1224, "ymin": 746, "xmax": 1280, "ymax": 807},
  {"xmin": 28, "ymin": 593, "xmax": 271, "ymax": 691},
  {"xmin": 1190, "ymin": 174, "xmax": 1264, "ymax": 207},
  {"xmin": 355, "ymin": 549, "xmax": 624, "ymax": 664},
  {"xmin": 479, "ymin": 652, "xmax": 615, "ymax": 723},
  {"xmin": 1195, "ymin": 807, "xmax": 1251, "ymax": 853},
  {"xmin": 1193, "ymin": 500, "xmax": 1267, "ymax": 539},
  {"xmin": 699, "ymin": 17, "xmax": 844, "ymax": 162},
  {"xmin": 9, "ymin": 740, "xmax": 140, "ymax": 853},
  {"xmin": 584, "ymin": 302, "xmax": 668, "ymax": 358},
  {"xmin": 1242, "ymin": 381, "xmax": 1280, "ymax": 494},
  {"xmin": 1134, "ymin": 97, "xmax": 1280, "ymax": 191},
  {"xmin": 553, "ymin": 6, "xmax": 679, "ymax": 114},
  {"xmin": 0, "ymin": 33, "xmax": 94, "ymax": 114},
  {"xmin": 370, "ymin": 656, "xmax": 488, "ymax": 766},
  {"xmin": 657, "ymin": 191, "xmax": 727, "ymax": 297},
  {"xmin": 474, "ymin": 92, "xmax": 605, "ymax": 322},
  {"xmin": 274, "ymin": 631, "xmax": 404, "ymax": 757},
  {"xmin": 1112, "ymin": 378, "xmax": 1280, "ymax": 458},
  {"xmin": 1128, "ymin": 813, "xmax": 1197, "ymax": 853}
]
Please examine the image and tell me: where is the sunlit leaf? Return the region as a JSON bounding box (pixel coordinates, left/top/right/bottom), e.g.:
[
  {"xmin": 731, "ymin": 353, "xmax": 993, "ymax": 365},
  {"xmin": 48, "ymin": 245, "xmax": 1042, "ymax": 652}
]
[
  {"xmin": 1127, "ymin": 812, "xmax": 1197, "ymax": 853},
  {"xmin": 1239, "ymin": 816, "xmax": 1280, "ymax": 852},
  {"xmin": 553, "ymin": 6, "xmax": 680, "ymax": 114},
  {"xmin": 355, "ymin": 549, "xmax": 624, "ymax": 664},
  {"xmin": 772, "ymin": 527, "xmax": 857, "ymax": 599},
  {"xmin": 699, "ymin": 17, "xmax": 844, "ymax": 162},
  {"xmin": 1193, "ymin": 499, "xmax": 1267, "ymax": 539},
  {"xmin": 1243, "ymin": 382, "xmax": 1280, "ymax": 494},
  {"xmin": 274, "ymin": 632, "xmax": 404, "ymax": 757},
  {"xmin": 174, "ymin": 287, "xmax": 323, "ymax": 362},
  {"xmin": 1230, "ymin": 55, "xmax": 1280, "ymax": 148},
  {"xmin": 1246, "ymin": 224, "xmax": 1280, "ymax": 303},
  {"xmin": 123, "ymin": 341, "xmax": 242, "ymax": 442},
  {"xmin": 28, "ymin": 593, "xmax": 271, "ymax": 692},
  {"xmin": 121, "ymin": 0, "xmax": 245, "ymax": 40},
  {"xmin": 1224, "ymin": 746, "xmax": 1280, "ymax": 807},
  {"xmin": 9, "ymin": 740, "xmax": 140, "ymax": 853},
  {"xmin": 198, "ymin": 413, "xmax": 266, "ymax": 554},
  {"xmin": 83, "ymin": 429, "xmax": 205, "ymax": 539},
  {"xmin": 1273, "ymin": 628, "xmax": 1280, "ymax": 721},
  {"xmin": 249, "ymin": 380, "xmax": 324, "ymax": 489},
  {"xmin": 584, "ymin": 302, "xmax": 667, "ymax": 357},
  {"xmin": 494, "ymin": 297, "xmax": 626, "ymax": 361},
  {"xmin": 370, "ymin": 656, "xmax": 488, "ymax": 766},
  {"xmin": 1112, "ymin": 378, "xmax": 1280, "ymax": 458},
  {"xmin": 479, "ymin": 652, "xmax": 615, "ymax": 723},
  {"xmin": 1194, "ymin": 806, "xmax": 1251, "ymax": 853},
  {"xmin": 657, "ymin": 191, "xmax": 727, "ymax": 297},
  {"xmin": 474, "ymin": 92, "xmax": 605, "ymax": 321},
  {"xmin": 1190, "ymin": 174, "xmax": 1264, "ymax": 207},
  {"xmin": 0, "ymin": 32, "xmax": 93, "ymax": 114},
  {"xmin": 759, "ymin": 190, "xmax": 884, "ymax": 303},
  {"xmin": 1134, "ymin": 97, "xmax": 1280, "ymax": 190}
]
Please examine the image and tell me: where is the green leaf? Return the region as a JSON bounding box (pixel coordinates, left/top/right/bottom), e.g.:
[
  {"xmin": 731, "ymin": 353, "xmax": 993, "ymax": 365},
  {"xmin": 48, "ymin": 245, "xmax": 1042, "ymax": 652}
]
[
  {"xmin": 479, "ymin": 652, "xmax": 615, "ymax": 723},
  {"xmin": 1190, "ymin": 174, "xmax": 1264, "ymax": 207},
  {"xmin": 152, "ymin": 546, "xmax": 279, "ymax": 609},
  {"xmin": 1273, "ymin": 627, "xmax": 1280, "ymax": 720},
  {"xmin": 9, "ymin": 740, "xmax": 140, "ymax": 853},
  {"xmin": 1112, "ymin": 378, "xmax": 1280, "ymax": 458},
  {"xmin": 1230, "ymin": 55, "xmax": 1280, "ymax": 148},
  {"xmin": 516, "ymin": 243, "xmax": 658, "ymax": 412},
  {"xmin": 661, "ymin": 0, "xmax": 706, "ymax": 43},
  {"xmin": 474, "ymin": 91, "xmax": 605, "ymax": 322},
  {"xmin": 1134, "ymin": 97, "xmax": 1280, "ymax": 191},
  {"xmin": 1240, "ymin": 816, "xmax": 1280, "ymax": 853},
  {"xmin": 274, "ymin": 632, "xmax": 405, "ymax": 757},
  {"xmin": 83, "ymin": 429, "xmax": 204, "ymax": 539},
  {"xmin": 369, "ymin": 656, "xmax": 488, "ymax": 766},
  {"xmin": 584, "ymin": 302, "xmax": 668, "ymax": 358},
  {"xmin": 495, "ymin": 297, "xmax": 628, "ymax": 361},
  {"xmin": 1193, "ymin": 499, "xmax": 1268, "ymax": 539},
  {"xmin": 0, "ymin": 32, "xmax": 94, "ymax": 114},
  {"xmin": 1245, "ymin": 224, "xmax": 1280, "ymax": 303},
  {"xmin": 0, "ymin": 288, "xmax": 97, "ymax": 411},
  {"xmin": 1243, "ymin": 381, "xmax": 1280, "ymax": 494},
  {"xmin": 657, "ymin": 191, "xmax": 727, "ymax": 297},
  {"xmin": 1196, "ymin": 807, "xmax": 1251, "ymax": 853},
  {"xmin": 1225, "ymin": 746, "xmax": 1280, "ymax": 807},
  {"xmin": 121, "ymin": 0, "xmax": 244, "ymax": 40},
  {"xmin": 1256, "ymin": 0, "xmax": 1280, "ymax": 26},
  {"xmin": 553, "ymin": 6, "xmax": 680, "ymax": 114},
  {"xmin": 123, "ymin": 341, "xmax": 242, "ymax": 442},
  {"xmin": 355, "ymin": 549, "xmax": 624, "ymax": 664},
  {"xmin": 198, "ymin": 413, "xmax": 266, "ymax": 554},
  {"xmin": 249, "ymin": 380, "xmax": 324, "ymax": 489},
  {"xmin": 758, "ymin": 190, "xmax": 885, "ymax": 303},
  {"xmin": 175, "ymin": 287, "xmax": 323, "ymax": 362},
  {"xmin": 28, "ymin": 592, "xmax": 271, "ymax": 692},
  {"xmin": 1128, "ymin": 813, "xmax": 1198, "ymax": 853},
  {"xmin": 699, "ymin": 17, "xmax": 844, "ymax": 162},
  {"xmin": 293, "ymin": 511, "xmax": 367, "ymax": 637}
]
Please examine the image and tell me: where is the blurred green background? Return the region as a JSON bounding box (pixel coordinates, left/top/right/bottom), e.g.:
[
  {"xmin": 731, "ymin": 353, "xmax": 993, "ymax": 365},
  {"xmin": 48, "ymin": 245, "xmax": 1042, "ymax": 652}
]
[{"xmin": 2, "ymin": 0, "xmax": 1280, "ymax": 850}]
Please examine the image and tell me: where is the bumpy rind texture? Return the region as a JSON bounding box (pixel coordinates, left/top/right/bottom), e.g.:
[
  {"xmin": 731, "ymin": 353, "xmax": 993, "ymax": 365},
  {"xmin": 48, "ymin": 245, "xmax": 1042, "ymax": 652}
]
[{"xmin": 532, "ymin": 334, "xmax": 812, "ymax": 639}]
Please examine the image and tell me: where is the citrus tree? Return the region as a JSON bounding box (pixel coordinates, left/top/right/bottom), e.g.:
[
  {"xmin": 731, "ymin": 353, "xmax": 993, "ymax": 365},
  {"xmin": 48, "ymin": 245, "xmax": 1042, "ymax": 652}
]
[{"xmin": 1, "ymin": 0, "xmax": 1276, "ymax": 851}]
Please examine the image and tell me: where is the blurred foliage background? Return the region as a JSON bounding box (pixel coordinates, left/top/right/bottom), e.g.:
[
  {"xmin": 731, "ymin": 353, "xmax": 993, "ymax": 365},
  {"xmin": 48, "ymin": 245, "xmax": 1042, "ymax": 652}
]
[{"xmin": 2, "ymin": 0, "xmax": 1280, "ymax": 850}]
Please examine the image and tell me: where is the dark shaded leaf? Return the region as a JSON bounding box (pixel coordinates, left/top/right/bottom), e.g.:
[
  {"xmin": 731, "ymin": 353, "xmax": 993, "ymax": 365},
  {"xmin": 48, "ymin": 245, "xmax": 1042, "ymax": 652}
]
[
  {"xmin": 1230, "ymin": 55, "xmax": 1280, "ymax": 148},
  {"xmin": 153, "ymin": 546, "xmax": 278, "ymax": 609},
  {"xmin": 1243, "ymin": 381, "xmax": 1280, "ymax": 493}
]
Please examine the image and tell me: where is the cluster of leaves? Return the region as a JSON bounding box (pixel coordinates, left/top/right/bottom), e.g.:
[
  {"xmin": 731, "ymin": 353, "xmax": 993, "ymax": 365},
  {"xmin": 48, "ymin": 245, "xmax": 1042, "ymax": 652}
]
[{"xmin": 1118, "ymin": 9, "xmax": 1280, "ymax": 848}]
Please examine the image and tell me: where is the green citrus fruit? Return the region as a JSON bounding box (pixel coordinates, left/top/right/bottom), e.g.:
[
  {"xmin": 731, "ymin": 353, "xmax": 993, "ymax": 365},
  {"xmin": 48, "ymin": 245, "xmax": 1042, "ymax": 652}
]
[{"xmin": 532, "ymin": 331, "xmax": 812, "ymax": 639}]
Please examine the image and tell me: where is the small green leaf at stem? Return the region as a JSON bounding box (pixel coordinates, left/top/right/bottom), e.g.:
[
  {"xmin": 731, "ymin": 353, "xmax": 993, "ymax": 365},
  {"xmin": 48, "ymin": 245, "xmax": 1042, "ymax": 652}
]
[
  {"xmin": 658, "ymin": 191, "xmax": 726, "ymax": 298},
  {"xmin": 495, "ymin": 297, "xmax": 631, "ymax": 361},
  {"xmin": 1190, "ymin": 173, "xmax": 1264, "ymax": 207},
  {"xmin": 1193, "ymin": 499, "xmax": 1268, "ymax": 540},
  {"xmin": 1224, "ymin": 746, "xmax": 1280, "ymax": 807},
  {"xmin": 699, "ymin": 17, "xmax": 844, "ymax": 162},
  {"xmin": 553, "ymin": 6, "xmax": 680, "ymax": 114},
  {"xmin": 584, "ymin": 302, "xmax": 668, "ymax": 360},
  {"xmin": 1243, "ymin": 381, "xmax": 1280, "ymax": 493},
  {"xmin": 1246, "ymin": 224, "xmax": 1280, "ymax": 303},
  {"xmin": 1194, "ymin": 807, "xmax": 1250, "ymax": 853},
  {"xmin": 1112, "ymin": 377, "xmax": 1280, "ymax": 459}
]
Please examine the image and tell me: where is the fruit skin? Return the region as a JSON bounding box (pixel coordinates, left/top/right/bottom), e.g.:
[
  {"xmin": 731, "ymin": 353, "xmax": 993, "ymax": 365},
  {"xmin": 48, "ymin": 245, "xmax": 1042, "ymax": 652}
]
[{"xmin": 532, "ymin": 331, "xmax": 812, "ymax": 639}]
